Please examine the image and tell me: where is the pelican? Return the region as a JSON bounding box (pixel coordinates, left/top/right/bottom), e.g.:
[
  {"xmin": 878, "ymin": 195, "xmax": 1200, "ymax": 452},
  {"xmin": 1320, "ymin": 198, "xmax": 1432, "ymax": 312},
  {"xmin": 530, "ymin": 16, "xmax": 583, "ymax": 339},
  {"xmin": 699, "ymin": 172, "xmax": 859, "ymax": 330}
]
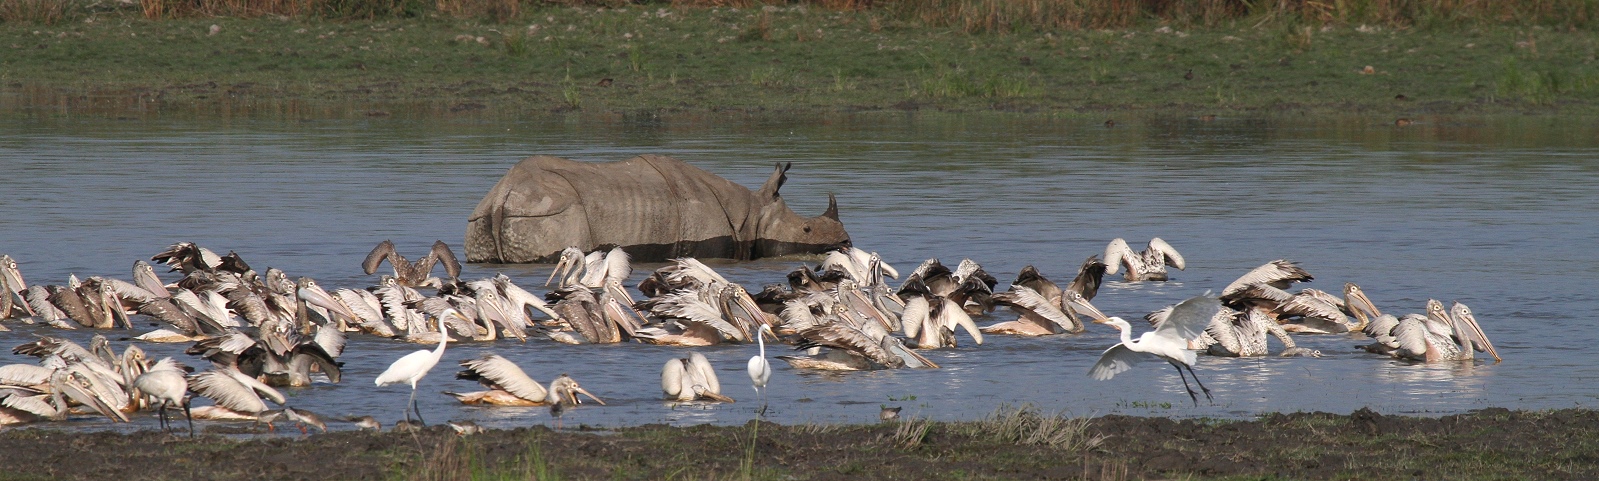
[
  {"xmin": 547, "ymin": 246, "xmax": 629, "ymax": 289},
  {"xmin": 1103, "ymin": 238, "xmax": 1185, "ymax": 281},
  {"xmin": 374, "ymin": 308, "xmax": 468, "ymax": 425},
  {"xmin": 131, "ymin": 357, "xmax": 193, "ymax": 436},
  {"xmin": 447, "ymin": 354, "xmax": 552, "ymax": 406},
  {"xmin": 1089, "ymin": 295, "xmax": 1220, "ymax": 405},
  {"xmin": 1, "ymin": 255, "xmax": 32, "ymax": 320},
  {"xmin": 362, "ymin": 240, "xmax": 462, "ymax": 288},
  {"xmin": 1389, "ymin": 300, "xmax": 1501, "ymax": 362},
  {"xmin": 662, "ymin": 352, "xmax": 734, "ymax": 403},
  {"xmin": 545, "ymin": 373, "xmax": 604, "ymax": 427},
  {"xmin": 986, "ymin": 284, "xmax": 1082, "ymax": 336},
  {"xmin": 187, "ymin": 364, "xmax": 286, "ymax": 420}
]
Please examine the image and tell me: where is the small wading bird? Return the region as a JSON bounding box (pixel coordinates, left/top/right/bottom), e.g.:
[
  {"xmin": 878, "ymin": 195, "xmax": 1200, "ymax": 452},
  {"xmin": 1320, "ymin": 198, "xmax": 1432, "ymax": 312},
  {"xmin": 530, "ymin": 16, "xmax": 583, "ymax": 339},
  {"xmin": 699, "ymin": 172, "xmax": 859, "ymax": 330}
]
[
  {"xmin": 131, "ymin": 357, "xmax": 194, "ymax": 437},
  {"xmin": 375, "ymin": 308, "xmax": 468, "ymax": 425},
  {"xmin": 1089, "ymin": 295, "xmax": 1221, "ymax": 406},
  {"xmin": 748, "ymin": 324, "xmax": 774, "ymax": 409},
  {"xmin": 362, "ymin": 240, "xmax": 462, "ymax": 288}
]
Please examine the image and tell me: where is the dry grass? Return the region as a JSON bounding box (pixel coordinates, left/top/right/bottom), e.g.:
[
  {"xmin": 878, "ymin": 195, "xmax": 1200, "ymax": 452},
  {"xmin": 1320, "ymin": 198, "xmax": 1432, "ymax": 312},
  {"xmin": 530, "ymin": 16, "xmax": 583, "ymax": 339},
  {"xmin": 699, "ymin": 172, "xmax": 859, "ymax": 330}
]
[
  {"xmin": 0, "ymin": 0, "xmax": 70, "ymax": 24},
  {"xmin": 966, "ymin": 404, "xmax": 1105, "ymax": 451}
]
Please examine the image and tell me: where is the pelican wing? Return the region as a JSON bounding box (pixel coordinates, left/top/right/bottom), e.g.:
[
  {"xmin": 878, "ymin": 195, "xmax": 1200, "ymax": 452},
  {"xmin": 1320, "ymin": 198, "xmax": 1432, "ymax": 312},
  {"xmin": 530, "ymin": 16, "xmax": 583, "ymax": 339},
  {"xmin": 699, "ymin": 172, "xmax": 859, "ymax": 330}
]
[
  {"xmin": 362, "ymin": 240, "xmax": 397, "ymax": 276},
  {"xmin": 995, "ymin": 286, "xmax": 1077, "ymax": 333},
  {"xmin": 1103, "ymin": 238, "xmax": 1133, "ymax": 276},
  {"xmin": 899, "ymin": 297, "xmax": 930, "ymax": 338},
  {"xmin": 0, "ymin": 364, "xmax": 53, "ymax": 386},
  {"xmin": 430, "ymin": 240, "xmax": 463, "ymax": 280},
  {"xmin": 797, "ymin": 324, "xmax": 902, "ymax": 368},
  {"xmin": 458, "ymin": 355, "xmax": 548, "ymax": 402},
  {"xmin": 1155, "ymin": 295, "xmax": 1221, "ymax": 342},
  {"xmin": 1392, "ymin": 315, "xmax": 1431, "ymax": 360},
  {"xmin": 686, "ymin": 351, "xmax": 721, "ymax": 395},
  {"xmin": 1089, "ymin": 343, "xmax": 1143, "ymax": 380},
  {"xmin": 0, "ymin": 390, "xmax": 59, "ymax": 419},
  {"xmin": 664, "ymin": 299, "xmax": 743, "ymax": 343},
  {"xmin": 1222, "ymin": 260, "xmax": 1312, "ymax": 298},
  {"xmin": 189, "ymin": 370, "xmax": 269, "ymax": 413},
  {"xmin": 1148, "ymin": 237, "xmax": 1185, "ymax": 270}
]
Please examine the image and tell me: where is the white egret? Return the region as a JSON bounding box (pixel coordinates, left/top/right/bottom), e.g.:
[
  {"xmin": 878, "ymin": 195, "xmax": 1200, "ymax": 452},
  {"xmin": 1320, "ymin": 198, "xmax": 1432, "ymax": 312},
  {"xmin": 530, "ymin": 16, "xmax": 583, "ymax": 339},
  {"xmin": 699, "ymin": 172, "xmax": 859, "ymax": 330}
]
[
  {"xmin": 1089, "ymin": 295, "xmax": 1221, "ymax": 405},
  {"xmin": 375, "ymin": 308, "xmax": 467, "ymax": 425},
  {"xmin": 748, "ymin": 324, "xmax": 774, "ymax": 407}
]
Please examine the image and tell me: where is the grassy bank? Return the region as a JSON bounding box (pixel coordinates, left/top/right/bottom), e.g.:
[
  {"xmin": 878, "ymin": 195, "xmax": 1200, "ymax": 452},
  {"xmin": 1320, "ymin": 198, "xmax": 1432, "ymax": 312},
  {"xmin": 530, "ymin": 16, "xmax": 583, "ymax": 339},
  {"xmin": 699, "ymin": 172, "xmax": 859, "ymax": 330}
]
[
  {"xmin": 0, "ymin": 406, "xmax": 1596, "ymax": 480},
  {"xmin": 3, "ymin": 3, "xmax": 1598, "ymax": 116}
]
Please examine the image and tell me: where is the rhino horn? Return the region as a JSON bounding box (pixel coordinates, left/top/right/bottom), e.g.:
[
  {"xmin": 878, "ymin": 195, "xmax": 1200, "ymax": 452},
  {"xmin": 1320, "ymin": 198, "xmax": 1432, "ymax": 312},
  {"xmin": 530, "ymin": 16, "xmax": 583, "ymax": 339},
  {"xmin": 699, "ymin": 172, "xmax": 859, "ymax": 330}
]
[
  {"xmin": 758, "ymin": 162, "xmax": 792, "ymax": 199},
  {"xmin": 822, "ymin": 193, "xmax": 840, "ymax": 221}
]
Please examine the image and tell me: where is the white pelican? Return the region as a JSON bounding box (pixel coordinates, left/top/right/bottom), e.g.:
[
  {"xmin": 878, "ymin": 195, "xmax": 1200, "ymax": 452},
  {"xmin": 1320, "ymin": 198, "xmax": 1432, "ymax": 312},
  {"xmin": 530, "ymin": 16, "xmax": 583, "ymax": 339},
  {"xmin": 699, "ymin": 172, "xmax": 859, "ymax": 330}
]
[
  {"xmin": 361, "ymin": 240, "xmax": 462, "ymax": 288},
  {"xmin": 374, "ymin": 308, "xmax": 468, "ymax": 424},
  {"xmin": 1089, "ymin": 295, "xmax": 1221, "ymax": 405},
  {"xmin": 662, "ymin": 352, "xmax": 734, "ymax": 403},
  {"xmin": 1103, "ymin": 237, "xmax": 1185, "ymax": 281}
]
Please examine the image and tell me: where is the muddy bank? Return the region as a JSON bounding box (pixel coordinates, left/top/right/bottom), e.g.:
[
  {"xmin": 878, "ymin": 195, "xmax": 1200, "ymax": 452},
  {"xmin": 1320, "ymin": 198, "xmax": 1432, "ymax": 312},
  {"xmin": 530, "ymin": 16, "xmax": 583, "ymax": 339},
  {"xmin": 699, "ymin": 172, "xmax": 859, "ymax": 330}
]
[{"xmin": 1, "ymin": 407, "xmax": 1594, "ymax": 480}]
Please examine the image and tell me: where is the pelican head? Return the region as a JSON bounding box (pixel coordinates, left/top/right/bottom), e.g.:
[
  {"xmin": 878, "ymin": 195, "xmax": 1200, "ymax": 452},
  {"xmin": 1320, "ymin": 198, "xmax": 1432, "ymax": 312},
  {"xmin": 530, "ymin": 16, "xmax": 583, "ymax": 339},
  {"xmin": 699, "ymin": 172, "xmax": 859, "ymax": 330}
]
[
  {"xmin": 548, "ymin": 374, "xmax": 605, "ymax": 406},
  {"xmin": 1342, "ymin": 282, "xmax": 1381, "ymax": 330},
  {"xmin": 545, "ymin": 247, "xmax": 584, "ymax": 286}
]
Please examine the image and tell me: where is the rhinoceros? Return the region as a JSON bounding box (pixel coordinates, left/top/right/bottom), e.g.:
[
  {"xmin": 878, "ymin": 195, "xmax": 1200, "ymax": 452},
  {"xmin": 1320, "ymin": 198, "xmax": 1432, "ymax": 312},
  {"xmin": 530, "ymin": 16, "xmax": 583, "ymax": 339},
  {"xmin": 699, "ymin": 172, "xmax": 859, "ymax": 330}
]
[{"xmin": 465, "ymin": 155, "xmax": 850, "ymax": 263}]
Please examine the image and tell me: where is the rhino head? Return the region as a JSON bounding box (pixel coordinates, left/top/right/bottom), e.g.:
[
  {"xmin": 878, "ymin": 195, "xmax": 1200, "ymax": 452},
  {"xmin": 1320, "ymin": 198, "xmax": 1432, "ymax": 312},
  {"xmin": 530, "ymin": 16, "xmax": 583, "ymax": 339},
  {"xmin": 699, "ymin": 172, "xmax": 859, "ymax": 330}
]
[{"xmin": 745, "ymin": 163, "xmax": 850, "ymax": 258}]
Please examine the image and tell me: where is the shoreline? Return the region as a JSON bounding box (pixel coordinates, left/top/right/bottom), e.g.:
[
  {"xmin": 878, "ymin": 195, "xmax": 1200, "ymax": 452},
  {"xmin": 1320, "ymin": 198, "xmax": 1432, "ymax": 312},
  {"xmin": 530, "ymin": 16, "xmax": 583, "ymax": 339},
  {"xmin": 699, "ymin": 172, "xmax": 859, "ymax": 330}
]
[{"xmin": 1, "ymin": 406, "xmax": 1593, "ymax": 480}]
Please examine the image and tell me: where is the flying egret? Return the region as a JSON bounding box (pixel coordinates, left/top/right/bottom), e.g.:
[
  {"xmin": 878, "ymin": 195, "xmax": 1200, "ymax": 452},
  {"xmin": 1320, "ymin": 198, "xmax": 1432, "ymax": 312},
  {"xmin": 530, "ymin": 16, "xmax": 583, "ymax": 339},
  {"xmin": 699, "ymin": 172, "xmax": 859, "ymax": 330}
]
[
  {"xmin": 375, "ymin": 308, "xmax": 467, "ymax": 425},
  {"xmin": 1089, "ymin": 295, "xmax": 1221, "ymax": 405},
  {"xmin": 748, "ymin": 324, "xmax": 774, "ymax": 408}
]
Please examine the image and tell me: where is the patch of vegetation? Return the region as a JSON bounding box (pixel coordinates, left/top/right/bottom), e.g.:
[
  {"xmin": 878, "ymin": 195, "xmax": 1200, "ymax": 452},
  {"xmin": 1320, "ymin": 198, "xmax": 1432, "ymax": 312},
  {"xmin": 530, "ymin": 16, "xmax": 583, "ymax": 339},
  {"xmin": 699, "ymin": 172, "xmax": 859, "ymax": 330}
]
[{"xmin": 2, "ymin": 3, "xmax": 1597, "ymax": 117}]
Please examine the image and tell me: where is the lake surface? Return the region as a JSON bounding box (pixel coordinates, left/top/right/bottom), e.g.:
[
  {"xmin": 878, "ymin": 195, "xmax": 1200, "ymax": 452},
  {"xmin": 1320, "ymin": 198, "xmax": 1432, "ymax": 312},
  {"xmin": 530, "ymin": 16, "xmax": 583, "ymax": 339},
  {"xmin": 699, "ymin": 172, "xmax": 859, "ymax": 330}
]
[{"xmin": 1, "ymin": 110, "xmax": 1596, "ymax": 433}]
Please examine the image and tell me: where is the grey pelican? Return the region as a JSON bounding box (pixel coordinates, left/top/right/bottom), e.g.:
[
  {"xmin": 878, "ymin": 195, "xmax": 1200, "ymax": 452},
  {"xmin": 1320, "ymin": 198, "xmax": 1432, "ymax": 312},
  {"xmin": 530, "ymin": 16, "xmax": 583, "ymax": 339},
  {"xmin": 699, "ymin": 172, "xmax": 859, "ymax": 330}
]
[
  {"xmin": 547, "ymin": 246, "xmax": 630, "ymax": 289},
  {"xmin": 1, "ymin": 255, "xmax": 32, "ymax": 320},
  {"xmin": 374, "ymin": 308, "xmax": 468, "ymax": 424},
  {"xmin": 446, "ymin": 354, "xmax": 601, "ymax": 407},
  {"xmin": 131, "ymin": 357, "xmax": 193, "ymax": 436},
  {"xmin": 1103, "ymin": 237, "xmax": 1185, "ymax": 281},
  {"xmin": 1387, "ymin": 300, "xmax": 1501, "ymax": 362},
  {"xmin": 132, "ymin": 260, "xmax": 170, "ymax": 298},
  {"xmin": 362, "ymin": 240, "xmax": 462, "ymax": 288},
  {"xmin": 151, "ymin": 242, "xmax": 224, "ymax": 274},
  {"xmin": 1090, "ymin": 295, "xmax": 1221, "ymax": 405},
  {"xmin": 987, "ymin": 284, "xmax": 1082, "ymax": 336},
  {"xmin": 662, "ymin": 352, "xmax": 734, "ymax": 403},
  {"xmin": 187, "ymin": 364, "xmax": 286, "ymax": 420}
]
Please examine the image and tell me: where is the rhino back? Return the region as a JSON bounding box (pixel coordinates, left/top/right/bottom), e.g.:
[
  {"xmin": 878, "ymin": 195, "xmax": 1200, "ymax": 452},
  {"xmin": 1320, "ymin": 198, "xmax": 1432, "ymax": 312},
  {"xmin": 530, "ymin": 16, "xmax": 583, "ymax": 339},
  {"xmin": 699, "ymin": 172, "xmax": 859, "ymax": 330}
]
[{"xmin": 466, "ymin": 155, "xmax": 760, "ymax": 263}]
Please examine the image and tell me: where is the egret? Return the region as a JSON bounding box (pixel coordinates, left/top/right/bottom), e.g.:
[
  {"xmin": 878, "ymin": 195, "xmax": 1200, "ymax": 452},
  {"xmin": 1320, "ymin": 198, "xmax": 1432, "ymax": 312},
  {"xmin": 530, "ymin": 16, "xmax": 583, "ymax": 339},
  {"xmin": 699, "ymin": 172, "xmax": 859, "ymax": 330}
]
[
  {"xmin": 748, "ymin": 324, "xmax": 774, "ymax": 408},
  {"xmin": 132, "ymin": 357, "xmax": 193, "ymax": 437},
  {"xmin": 375, "ymin": 308, "xmax": 466, "ymax": 425},
  {"xmin": 1089, "ymin": 295, "xmax": 1221, "ymax": 405}
]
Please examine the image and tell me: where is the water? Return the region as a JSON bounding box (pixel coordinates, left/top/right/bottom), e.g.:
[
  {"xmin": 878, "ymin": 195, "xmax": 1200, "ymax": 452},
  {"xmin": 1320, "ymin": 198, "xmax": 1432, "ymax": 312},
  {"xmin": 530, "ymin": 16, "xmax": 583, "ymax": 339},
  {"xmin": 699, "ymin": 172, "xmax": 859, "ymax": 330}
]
[{"xmin": 2, "ymin": 111, "xmax": 1596, "ymax": 432}]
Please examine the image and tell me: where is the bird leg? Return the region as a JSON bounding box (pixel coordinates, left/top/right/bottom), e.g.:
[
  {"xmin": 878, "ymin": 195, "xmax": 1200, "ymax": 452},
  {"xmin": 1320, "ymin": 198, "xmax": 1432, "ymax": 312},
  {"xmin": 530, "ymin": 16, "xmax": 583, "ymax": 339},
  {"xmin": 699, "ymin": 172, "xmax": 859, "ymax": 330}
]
[
  {"xmin": 1183, "ymin": 363, "xmax": 1214, "ymax": 404},
  {"xmin": 183, "ymin": 399, "xmax": 194, "ymax": 438},
  {"xmin": 1169, "ymin": 361, "xmax": 1202, "ymax": 406},
  {"xmin": 407, "ymin": 388, "xmax": 426, "ymax": 426},
  {"xmin": 157, "ymin": 400, "xmax": 169, "ymax": 433}
]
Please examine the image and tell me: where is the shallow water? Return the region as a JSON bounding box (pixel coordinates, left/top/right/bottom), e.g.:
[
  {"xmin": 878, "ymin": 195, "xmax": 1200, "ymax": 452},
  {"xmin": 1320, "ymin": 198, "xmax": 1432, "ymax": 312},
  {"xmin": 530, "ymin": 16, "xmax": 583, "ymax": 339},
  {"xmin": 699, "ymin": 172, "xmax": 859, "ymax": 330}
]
[{"xmin": 1, "ymin": 112, "xmax": 1596, "ymax": 433}]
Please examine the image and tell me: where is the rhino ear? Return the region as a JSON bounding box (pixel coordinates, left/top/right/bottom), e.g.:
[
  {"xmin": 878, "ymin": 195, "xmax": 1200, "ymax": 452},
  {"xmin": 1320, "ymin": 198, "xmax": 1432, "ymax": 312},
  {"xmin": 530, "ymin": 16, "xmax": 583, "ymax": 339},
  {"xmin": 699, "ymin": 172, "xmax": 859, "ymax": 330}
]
[
  {"xmin": 757, "ymin": 162, "xmax": 791, "ymax": 200},
  {"xmin": 822, "ymin": 193, "xmax": 839, "ymax": 220}
]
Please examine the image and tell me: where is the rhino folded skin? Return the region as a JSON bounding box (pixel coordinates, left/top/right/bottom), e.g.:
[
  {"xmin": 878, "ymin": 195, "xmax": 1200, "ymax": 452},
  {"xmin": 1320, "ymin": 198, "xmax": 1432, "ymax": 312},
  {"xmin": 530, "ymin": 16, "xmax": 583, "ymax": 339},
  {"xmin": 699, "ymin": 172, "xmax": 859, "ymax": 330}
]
[{"xmin": 466, "ymin": 155, "xmax": 849, "ymax": 263}]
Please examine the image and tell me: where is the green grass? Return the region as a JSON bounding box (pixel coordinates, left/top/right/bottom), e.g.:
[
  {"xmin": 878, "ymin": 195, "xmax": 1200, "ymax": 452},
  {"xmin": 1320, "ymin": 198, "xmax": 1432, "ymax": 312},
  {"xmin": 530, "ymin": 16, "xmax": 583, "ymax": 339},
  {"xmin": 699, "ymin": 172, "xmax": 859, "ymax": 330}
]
[{"xmin": 3, "ymin": 5, "xmax": 1598, "ymax": 116}]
